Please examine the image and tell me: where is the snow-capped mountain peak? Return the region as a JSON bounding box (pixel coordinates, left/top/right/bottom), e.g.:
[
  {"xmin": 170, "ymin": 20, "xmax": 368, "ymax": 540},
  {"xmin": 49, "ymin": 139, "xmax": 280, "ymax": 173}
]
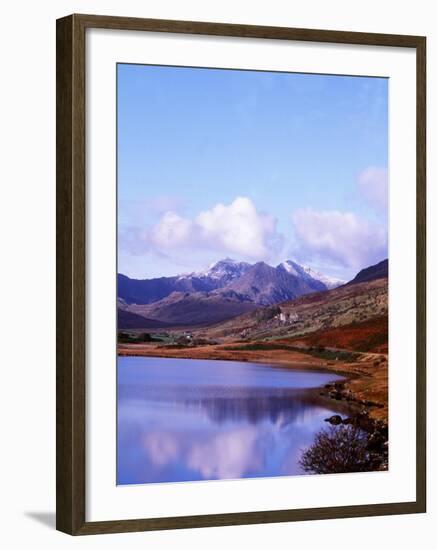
[
  {"xmin": 176, "ymin": 257, "xmax": 344, "ymax": 293},
  {"xmin": 279, "ymin": 259, "xmax": 302, "ymax": 277},
  {"xmin": 279, "ymin": 260, "xmax": 344, "ymax": 290},
  {"xmin": 178, "ymin": 258, "xmax": 251, "ymax": 286},
  {"xmin": 200, "ymin": 259, "xmax": 251, "ymax": 286}
]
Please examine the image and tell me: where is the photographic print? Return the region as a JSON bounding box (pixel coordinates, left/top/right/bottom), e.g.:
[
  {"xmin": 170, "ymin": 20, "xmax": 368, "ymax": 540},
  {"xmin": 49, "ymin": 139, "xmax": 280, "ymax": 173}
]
[{"xmin": 116, "ymin": 63, "xmax": 389, "ymax": 486}]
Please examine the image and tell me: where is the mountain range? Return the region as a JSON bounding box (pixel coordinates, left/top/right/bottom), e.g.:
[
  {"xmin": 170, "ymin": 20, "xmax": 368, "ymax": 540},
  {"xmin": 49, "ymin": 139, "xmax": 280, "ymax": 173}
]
[
  {"xmin": 119, "ymin": 259, "xmax": 344, "ymax": 304},
  {"xmin": 118, "ymin": 258, "xmax": 386, "ymax": 328},
  {"xmin": 118, "ymin": 258, "xmax": 345, "ymax": 328}
]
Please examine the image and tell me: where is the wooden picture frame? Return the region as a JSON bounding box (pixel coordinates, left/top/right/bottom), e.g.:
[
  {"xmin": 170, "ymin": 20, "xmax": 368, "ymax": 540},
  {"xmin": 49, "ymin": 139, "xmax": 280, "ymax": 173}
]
[{"xmin": 56, "ymin": 13, "xmax": 426, "ymax": 535}]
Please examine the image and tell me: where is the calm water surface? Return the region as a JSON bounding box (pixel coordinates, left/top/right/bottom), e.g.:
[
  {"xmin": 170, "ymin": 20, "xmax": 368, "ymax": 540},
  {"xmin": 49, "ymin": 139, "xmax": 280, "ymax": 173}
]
[{"xmin": 117, "ymin": 356, "xmax": 345, "ymax": 485}]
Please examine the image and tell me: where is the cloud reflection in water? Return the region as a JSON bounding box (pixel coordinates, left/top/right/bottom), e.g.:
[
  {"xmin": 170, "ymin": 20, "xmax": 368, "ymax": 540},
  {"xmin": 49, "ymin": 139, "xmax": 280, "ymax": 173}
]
[{"xmin": 117, "ymin": 357, "xmax": 346, "ymax": 484}]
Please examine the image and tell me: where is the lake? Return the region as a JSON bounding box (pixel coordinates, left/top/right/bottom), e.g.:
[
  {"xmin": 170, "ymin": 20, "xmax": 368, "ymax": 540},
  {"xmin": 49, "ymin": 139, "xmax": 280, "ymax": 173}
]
[{"xmin": 117, "ymin": 356, "xmax": 346, "ymax": 485}]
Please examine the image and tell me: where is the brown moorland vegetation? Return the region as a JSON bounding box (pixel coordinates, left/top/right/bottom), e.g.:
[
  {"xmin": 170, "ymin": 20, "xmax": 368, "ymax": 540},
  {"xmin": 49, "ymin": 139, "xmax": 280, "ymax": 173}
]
[{"xmin": 280, "ymin": 315, "xmax": 388, "ymax": 354}]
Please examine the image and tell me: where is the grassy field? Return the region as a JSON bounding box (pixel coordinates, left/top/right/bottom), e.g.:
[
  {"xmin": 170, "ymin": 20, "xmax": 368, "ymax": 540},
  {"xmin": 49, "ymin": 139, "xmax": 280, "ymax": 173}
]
[{"xmin": 223, "ymin": 342, "xmax": 360, "ymax": 362}]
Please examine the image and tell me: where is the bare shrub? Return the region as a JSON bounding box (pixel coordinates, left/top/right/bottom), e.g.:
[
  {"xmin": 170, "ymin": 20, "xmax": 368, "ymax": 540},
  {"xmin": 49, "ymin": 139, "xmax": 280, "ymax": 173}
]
[{"xmin": 299, "ymin": 425, "xmax": 375, "ymax": 474}]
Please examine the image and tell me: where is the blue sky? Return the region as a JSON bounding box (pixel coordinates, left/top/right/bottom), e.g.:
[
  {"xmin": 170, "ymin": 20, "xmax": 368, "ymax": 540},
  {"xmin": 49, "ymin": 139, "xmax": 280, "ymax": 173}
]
[{"xmin": 118, "ymin": 63, "xmax": 388, "ymax": 281}]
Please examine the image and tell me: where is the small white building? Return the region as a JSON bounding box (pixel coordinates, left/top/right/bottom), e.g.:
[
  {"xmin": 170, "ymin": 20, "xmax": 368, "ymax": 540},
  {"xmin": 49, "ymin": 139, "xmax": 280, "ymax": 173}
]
[{"xmin": 277, "ymin": 311, "xmax": 299, "ymax": 324}]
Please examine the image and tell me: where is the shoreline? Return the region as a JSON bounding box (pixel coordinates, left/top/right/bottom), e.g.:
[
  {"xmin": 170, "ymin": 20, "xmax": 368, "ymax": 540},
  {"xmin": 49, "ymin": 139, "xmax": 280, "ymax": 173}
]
[{"xmin": 117, "ymin": 342, "xmax": 388, "ymax": 422}]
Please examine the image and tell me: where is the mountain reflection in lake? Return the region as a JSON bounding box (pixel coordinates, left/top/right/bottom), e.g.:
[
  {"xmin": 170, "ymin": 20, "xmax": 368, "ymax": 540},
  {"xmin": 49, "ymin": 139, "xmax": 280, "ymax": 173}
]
[{"xmin": 117, "ymin": 356, "xmax": 346, "ymax": 485}]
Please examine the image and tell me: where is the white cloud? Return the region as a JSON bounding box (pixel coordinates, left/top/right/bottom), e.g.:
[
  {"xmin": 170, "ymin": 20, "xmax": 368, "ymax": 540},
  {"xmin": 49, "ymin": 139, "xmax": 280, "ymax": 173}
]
[
  {"xmin": 187, "ymin": 427, "xmax": 261, "ymax": 480},
  {"xmin": 357, "ymin": 166, "xmax": 388, "ymax": 212},
  {"xmin": 151, "ymin": 212, "xmax": 193, "ymax": 248},
  {"xmin": 196, "ymin": 197, "xmax": 276, "ymax": 258},
  {"xmin": 149, "ymin": 196, "xmax": 279, "ymax": 261},
  {"xmin": 142, "ymin": 432, "xmax": 179, "ymax": 466},
  {"xmin": 292, "ymin": 208, "xmax": 387, "ymax": 271}
]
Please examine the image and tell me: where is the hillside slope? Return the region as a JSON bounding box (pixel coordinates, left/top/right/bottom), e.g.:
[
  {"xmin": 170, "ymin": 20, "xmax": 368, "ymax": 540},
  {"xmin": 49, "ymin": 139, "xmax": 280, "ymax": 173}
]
[
  {"xmin": 287, "ymin": 315, "xmax": 388, "ymax": 353},
  {"xmin": 119, "ymin": 290, "xmax": 258, "ymax": 327},
  {"xmin": 201, "ymin": 277, "xmax": 388, "ymax": 341},
  {"xmin": 117, "ymin": 309, "xmax": 171, "ymax": 329},
  {"xmin": 346, "ymin": 259, "xmax": 388, "ymax": 286}
]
